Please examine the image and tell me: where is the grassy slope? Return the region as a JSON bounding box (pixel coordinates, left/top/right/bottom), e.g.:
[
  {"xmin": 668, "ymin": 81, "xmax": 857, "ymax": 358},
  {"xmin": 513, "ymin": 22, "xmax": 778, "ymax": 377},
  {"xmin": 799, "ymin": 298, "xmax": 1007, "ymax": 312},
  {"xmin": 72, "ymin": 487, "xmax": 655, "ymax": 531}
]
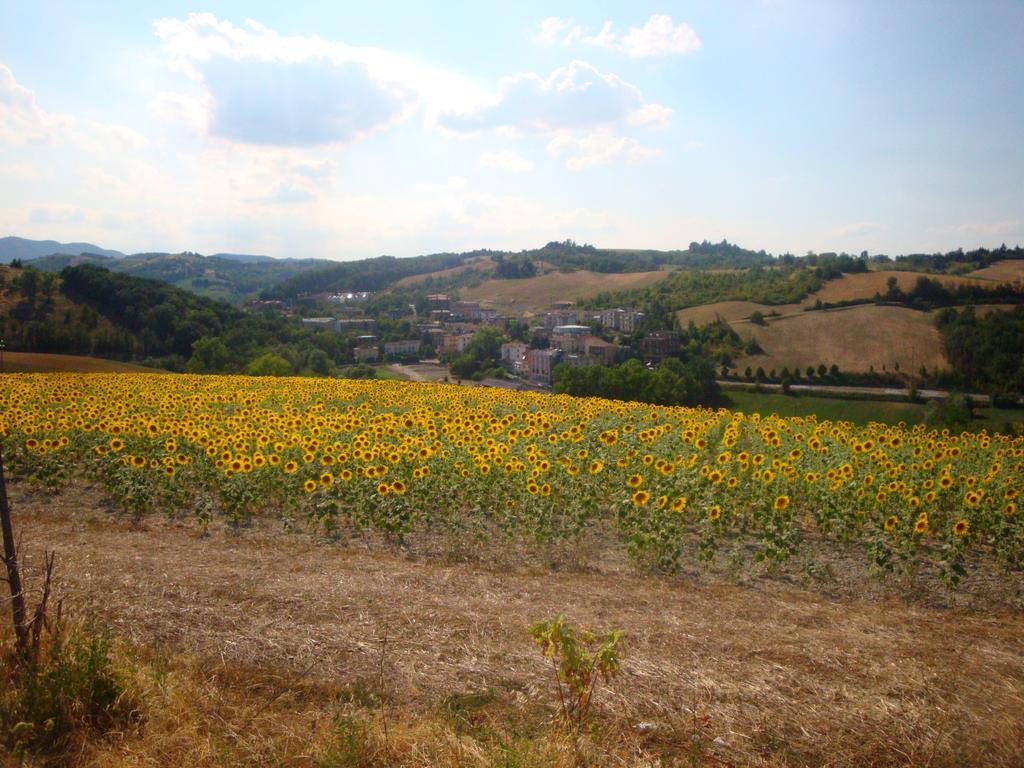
[{"xmin": 726, "ymin": 389, "xmax": 1024, "ymax": 430}]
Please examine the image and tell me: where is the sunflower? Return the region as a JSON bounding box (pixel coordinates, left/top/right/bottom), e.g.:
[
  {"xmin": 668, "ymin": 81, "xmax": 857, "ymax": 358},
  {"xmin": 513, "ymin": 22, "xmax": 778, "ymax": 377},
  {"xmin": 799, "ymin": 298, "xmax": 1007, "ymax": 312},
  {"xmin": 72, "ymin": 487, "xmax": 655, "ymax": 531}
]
[
  {"xmin": 914, "ymin": 517, "xmax": 929, "ymax": 534},
  {"xmin": 884, "ymin": 515, "xmax": 898, "ymax": 532},
  {"xmin": 376, "ymin": 482, "xmax": 390, "ymax": 496},
  {"xmin": 953, "ymin": 519, "xmax": 970, "ymax": 537},
  {"xmin": 320, "ymin": 472, "xmax": 334, "ymax": 486},
  {"xmin": 631, "ymin": 490, "xmax": 650, "ymax": 506},
  {"xmin": 627, "ymin": 474, "xmax": 644, "ymax": 488},
  {"xmin": 671, "ymin": 497, "xmax": 687, "ymax": 512},
  {"xmin": 774, "ymin": 495, "xmax": 790, "ymax": 511},
  {"xmin": 708, "ymin": 505, "xmax": 722, "ymax": 521},
  {"xmin": 391, "ymin": 480, "xmax": 406, "ymax": 495},
  {"xmin": 303, "ymin": 479, "xmax": 317, "ymax": 493}
]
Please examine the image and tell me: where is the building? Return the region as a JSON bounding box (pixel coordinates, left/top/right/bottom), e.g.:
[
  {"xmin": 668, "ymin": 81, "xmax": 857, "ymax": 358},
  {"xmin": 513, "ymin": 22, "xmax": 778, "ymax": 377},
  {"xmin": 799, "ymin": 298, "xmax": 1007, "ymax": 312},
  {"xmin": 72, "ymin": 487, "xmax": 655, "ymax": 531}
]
[
  {"xmin": 449, "ymin": 300, "xmax": 481, "ymax": 321},
  {"xmin": 383, "ymin": 339, "xmax": 420, "ymax": 359},
  {"xmin": 583, "ymin": 336, "xmax": 617, "ymax": 365},
  {"xmin": 640, "ymin": 330, "xmax": 681, "ymax": 361},
  {"xmin": 354, "ymin": 348, "xmax": 379, "ymax": 363},
  {"xmin": 500, "ymin": 341, "xmax": 529, "ymax": 374},
  {"xmin": 426, "ymin": 294, "xmax": 450, "ymax": 311},
  {"xmin": 526, "ymin": 348, "xmax": 562, "ymax": 385},
  {"xmin": 541, "ymin": 309, "xmax": 586, "ymax": 331},
  {"xmin": 550, "ymin": 324, "xmax": 592, "ymax": 354},
  {"xmin": 301, "ymin": 317, "xmax": 336, "ymax": 329},
  {"xmin": 440, "ymin": 332, "xmax": 474, "ymax": 356},
  {"xmin": 599, "ymin": 308, "xmax": 645, "ymax": 334},
  {"xmin": 336, "ymin": 318, "xmax": 376, "ymax": 332}
]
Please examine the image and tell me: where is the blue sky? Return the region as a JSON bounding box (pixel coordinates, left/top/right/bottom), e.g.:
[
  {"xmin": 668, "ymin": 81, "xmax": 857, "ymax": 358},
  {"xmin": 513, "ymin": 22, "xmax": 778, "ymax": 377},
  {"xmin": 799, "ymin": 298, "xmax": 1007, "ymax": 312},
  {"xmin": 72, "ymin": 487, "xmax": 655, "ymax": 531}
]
[{"xmin": 1, "ymin": 1, "xmax": 1022, "ymax": 260}]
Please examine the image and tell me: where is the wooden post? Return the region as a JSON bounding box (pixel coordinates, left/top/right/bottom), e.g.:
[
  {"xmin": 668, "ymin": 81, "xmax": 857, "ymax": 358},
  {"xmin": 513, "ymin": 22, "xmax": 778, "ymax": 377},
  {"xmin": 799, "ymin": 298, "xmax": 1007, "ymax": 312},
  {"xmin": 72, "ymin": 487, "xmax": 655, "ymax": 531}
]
[{"xmin": 0, "ymin": 443, "xmax": 29, "ymax": 658}]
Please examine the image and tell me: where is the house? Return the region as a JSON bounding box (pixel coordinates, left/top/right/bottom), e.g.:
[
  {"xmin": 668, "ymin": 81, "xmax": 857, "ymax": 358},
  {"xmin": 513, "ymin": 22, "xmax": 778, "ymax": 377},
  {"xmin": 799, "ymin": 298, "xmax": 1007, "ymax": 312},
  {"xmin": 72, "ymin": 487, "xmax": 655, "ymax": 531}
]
[
  {"xmin": 526, "ymin": 348, "xmax": 562, "ymax": 385},
  {"xmin": 440, "ymin": 333, "xmax": 474, "ymax": 355},
  {"xmin": 550, "ymin": 324, "xmax": 591, "ymax": 354},
  {"xmin": 583, "ymin": 336, "xmax": 617, "ymax": 365},
  {"xmin": 500, "ymin": 341, "xmax": 529, "ymax": 374},
  {"xmin": 640, "ymin": 330, "xmax": 681, "ymax": 361},
  {"xmin": 599, "ymin": 308, "xmax": 645, "ymax": 334},
  {"xmin": 383, "ymin": 339, "xmax": 420, "ymax": 359},
  {"xmin": 426, "ymin": 294, "xmax": 450, "ymax": 311}
]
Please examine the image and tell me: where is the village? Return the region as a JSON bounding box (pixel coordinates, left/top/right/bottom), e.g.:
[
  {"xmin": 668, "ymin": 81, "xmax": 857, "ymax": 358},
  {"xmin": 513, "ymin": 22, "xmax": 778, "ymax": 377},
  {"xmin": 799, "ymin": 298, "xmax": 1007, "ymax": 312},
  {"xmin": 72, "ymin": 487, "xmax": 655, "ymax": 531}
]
[{"xmin": 271, "ymin": 291, "xmax": 687, "ymax": 388}]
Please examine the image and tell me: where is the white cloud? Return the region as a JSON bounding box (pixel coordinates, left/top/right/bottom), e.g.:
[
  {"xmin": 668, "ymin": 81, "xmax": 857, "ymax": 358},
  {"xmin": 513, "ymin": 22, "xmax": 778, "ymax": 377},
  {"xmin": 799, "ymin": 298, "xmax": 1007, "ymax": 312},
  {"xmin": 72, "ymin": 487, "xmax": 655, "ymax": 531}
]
[
  {"xmin": 537, "ymin": 17, "xmax": 575, "ymax": 44},
  {"xmin": 438, "ymin": 61, "xmax": 669, "ymax": 135},
  {"xmin": 152, "ymin": 13, "xmax": 488, "ymax": 145},
  {"xmin": 537, "ymin": 14, "xmax": 701, "ymax": 58},
  {"xmin": 479, "ymin": 150, "xmax": 534, "ymax": 172},
  {"xmin": 547, "ymin": 133, "xmax": 661, "ymax": 171},
  {"xmin": 0, "ymin": 63, "xmax": 146, "ymax": 151}
]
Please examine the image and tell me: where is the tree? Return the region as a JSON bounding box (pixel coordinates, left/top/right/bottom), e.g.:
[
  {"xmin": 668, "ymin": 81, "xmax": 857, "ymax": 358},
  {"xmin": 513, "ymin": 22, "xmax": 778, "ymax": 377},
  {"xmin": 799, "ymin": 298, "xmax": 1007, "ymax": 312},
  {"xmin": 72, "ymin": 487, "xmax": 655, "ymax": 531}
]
[
  {"xmin": 245, "ymin": 352, "xmax": 293, "ymax": 377},
  {"xmin": 186, "ymin": 337, "xmax": 231, "ymax": 373}
]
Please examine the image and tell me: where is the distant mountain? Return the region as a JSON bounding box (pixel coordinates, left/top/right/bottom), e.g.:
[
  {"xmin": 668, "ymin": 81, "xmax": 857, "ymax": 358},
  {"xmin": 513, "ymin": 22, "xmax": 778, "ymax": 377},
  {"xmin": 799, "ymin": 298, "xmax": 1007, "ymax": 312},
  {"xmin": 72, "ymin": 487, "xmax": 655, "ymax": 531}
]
[
  {"xmin": 28, "ymin": 250, "xmax": 334, "ymax": 304},
  {"xmin": 0, "ymin": 236, "xmax": 124, "ymax": 261},
  {"xmin": 209, "ymin": 253, "xmax": 277, "ymax": 263}
]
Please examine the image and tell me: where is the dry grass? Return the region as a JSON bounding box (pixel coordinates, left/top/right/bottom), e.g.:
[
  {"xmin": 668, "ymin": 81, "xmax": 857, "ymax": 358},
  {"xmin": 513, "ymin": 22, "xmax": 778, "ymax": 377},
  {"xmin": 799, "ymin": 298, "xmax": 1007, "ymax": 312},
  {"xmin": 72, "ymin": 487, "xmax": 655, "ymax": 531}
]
[
  {"xmin": 732, "ymin": 305, "xmax": 947, "ymax": 374},
  {"xmin": 3, "ymin": 481, "xmax": 1023, "ymax": 767},
  {"xmin": 461, "ymin": 270, "xmax": 670, "ymax": 314},
  {"xmin": 394, "ymin": 257, "xmax": 496, "ymax": 288},
  {"xmin": 966, "ymin": 259, "xmax": 1024, "ymax": 284},
  {"xmin": 0, "ymin": 352, "xmax": 156, "ymax": 374},
  {"xmin": 809, "ymin": 271, "xmax": 989, "ymax": 304},
  {"xmin": 676, "ymin": 301, "xmax": 805, "ymax": 327}
]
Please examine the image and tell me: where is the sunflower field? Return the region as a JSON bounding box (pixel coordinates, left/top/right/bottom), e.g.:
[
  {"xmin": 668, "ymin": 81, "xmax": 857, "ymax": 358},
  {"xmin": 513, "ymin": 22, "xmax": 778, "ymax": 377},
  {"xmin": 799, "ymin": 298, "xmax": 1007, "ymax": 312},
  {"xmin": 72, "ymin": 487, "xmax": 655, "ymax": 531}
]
[{"xmin": 2, "ymin": 373, "xmax": 1022, "ymax": 585}]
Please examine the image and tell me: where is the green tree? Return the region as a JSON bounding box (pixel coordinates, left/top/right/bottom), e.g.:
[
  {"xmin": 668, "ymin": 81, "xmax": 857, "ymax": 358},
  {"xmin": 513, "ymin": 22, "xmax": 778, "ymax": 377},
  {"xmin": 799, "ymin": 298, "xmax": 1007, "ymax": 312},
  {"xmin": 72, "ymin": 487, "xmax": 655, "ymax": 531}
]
[{"xmin": 245, "ymin": 352, "xmax": 293, "ymax": 377}]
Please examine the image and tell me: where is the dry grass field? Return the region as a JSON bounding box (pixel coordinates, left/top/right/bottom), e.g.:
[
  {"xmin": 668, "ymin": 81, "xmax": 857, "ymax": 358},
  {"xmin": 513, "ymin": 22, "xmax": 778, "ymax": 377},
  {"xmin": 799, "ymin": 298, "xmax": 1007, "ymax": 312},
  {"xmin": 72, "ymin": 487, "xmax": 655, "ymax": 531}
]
[
  {"xmin": 808, "ymin": 271, "xmax": 990, "ymax": 304},
  {"xmin": 732, "ymin": 305, "xmax": 947, "ymax": 374},
  {"xmin": 0, "ymin": 351, "xmax": 155, "ymax": 373},
  {"xmin": 461, "ymin": 270, "xmax": 670, "ymax": 314},
  {"xmin": 395, "ymin": 257, "xmax": 495, "ymax": 287},
  {"xmin": 967, "ymin": 259, "xmax": 1024, "ymax": 283},
  {"xmin": 5, "ymin": 481, "xmax": 1024, "ymax": 768},
  {"xmin": 676, "ymin": 300, "xmax": 805, "ymax": 326}
]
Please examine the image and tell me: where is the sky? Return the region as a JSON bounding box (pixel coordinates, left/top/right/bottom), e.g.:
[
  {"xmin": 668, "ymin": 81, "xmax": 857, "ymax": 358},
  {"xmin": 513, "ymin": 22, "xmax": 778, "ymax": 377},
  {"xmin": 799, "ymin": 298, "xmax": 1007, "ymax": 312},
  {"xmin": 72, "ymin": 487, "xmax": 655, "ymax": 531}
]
[{"xmin": 0, "ymin": 0, "xmax": 1022, "ymax": 260}]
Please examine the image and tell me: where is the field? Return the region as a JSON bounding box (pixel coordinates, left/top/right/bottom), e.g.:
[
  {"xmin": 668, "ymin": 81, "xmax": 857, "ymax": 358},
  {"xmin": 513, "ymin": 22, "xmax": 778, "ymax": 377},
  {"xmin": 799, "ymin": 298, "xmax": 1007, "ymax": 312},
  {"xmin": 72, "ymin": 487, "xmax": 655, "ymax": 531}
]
[
  {"xmin": 0, "ymin": 351, "xmax": 156, "ymax": 373},
  {"xmin": 461, "ymin": 269, "xmax": 670, "ymax": 314},
  {"xmin": 2, "ymin": 373, "xmax": 1023, "ymax": 766},
  {"xmin": 808, "ymin": 271, "xmax": 990, "ymax": 303},
  {"xmin": 731, "ymin": 304, "xmax": 947, "ymax": 375},
  {"xmin": 725, "ymin": 389, "xmax": 1024, "ymax": 430},
  {"xmin": 967, "ymin": 258, "xmax": 1024, "ymax": 283}
]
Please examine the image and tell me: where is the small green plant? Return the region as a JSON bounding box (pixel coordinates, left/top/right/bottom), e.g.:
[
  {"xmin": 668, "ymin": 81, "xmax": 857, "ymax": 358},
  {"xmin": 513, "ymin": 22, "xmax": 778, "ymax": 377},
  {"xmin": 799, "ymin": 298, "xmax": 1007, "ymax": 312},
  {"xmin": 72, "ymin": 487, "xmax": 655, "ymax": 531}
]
[{"xmin": 528, "ymin": 615, "xmax": 621, "ymax": 756}]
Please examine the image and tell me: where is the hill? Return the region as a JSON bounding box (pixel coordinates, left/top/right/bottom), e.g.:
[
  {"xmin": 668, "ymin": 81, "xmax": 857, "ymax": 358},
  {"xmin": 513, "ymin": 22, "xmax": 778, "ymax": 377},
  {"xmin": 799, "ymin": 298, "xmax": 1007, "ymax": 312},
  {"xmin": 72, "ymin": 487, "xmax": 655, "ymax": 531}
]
[
  {"xmin": 0, "ymin": 350, "xmax": 156, "ymax": 373},
  {"xmin": 0, "ymin": 235, "xmax": 124, "ymax": 260},
  {"xmin": 27, "ymin": 251, "xmax": 334, "ymax": 304},
  {"xmin": 462, "ymin": 269, "xmax": 671, "ymax": 314}
]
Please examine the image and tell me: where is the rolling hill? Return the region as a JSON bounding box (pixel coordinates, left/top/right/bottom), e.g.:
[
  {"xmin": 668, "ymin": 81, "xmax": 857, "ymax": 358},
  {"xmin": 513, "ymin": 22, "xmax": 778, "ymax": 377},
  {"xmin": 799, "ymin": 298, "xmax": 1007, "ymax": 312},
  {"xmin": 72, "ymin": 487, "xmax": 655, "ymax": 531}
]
[{"xmin": 26, "ymin": 250, "xmax": 334, "ymax": 304}]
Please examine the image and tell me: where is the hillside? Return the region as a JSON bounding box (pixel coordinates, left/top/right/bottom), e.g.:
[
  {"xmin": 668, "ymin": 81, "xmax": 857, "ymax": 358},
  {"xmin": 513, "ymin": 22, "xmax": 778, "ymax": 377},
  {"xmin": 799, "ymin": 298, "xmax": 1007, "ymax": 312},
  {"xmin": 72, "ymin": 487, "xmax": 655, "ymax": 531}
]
[
  {"xmin": 462, "ymin": 269, "xmax": 671, "ymax": 314},
  {"xmin": 0, "ymin": 350, "xmax": 157, "ymax": 373},
  {"xmin": 731, "ymin": 304, "xmax": 948, "ymax": 375},
  {"xmin": 28, "ymin": 251, "xmax": 334, "ymax": 304}
]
